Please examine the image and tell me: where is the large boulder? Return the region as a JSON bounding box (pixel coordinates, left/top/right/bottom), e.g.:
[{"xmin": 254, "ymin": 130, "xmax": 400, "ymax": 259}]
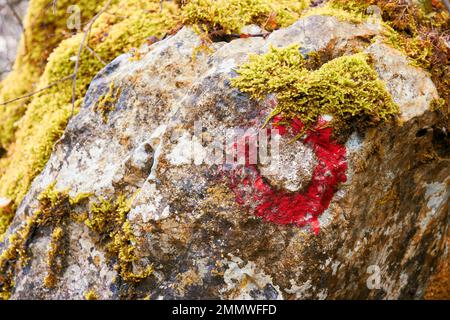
[{"xmin": 1, "ymin": 15, "xmax": 448, "ymax": 299}]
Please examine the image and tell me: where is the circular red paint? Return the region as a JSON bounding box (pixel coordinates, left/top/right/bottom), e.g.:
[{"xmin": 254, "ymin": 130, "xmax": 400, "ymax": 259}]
[{"xmin": 224, "ymin": 116, "xmax": 348, "ymax": 235}]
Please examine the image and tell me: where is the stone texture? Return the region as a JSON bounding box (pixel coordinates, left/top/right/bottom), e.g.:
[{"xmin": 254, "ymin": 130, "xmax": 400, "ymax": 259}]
[
  {"xmin": 365, "ymin": 41, "xmax": 439, "ymax": 121},
  {"xmin": 1, "ymin": 15, "xmax": 448, "ymax": 299},
  {"xmin": 259, "ymin": 135, "xmax": 318, "ymax": 193}
]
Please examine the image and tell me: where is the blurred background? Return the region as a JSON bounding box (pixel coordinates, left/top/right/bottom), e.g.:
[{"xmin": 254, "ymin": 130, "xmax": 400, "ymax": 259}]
[{"xmin": 0, "ymin": 0, "xmax": 28, "ymax": 80}]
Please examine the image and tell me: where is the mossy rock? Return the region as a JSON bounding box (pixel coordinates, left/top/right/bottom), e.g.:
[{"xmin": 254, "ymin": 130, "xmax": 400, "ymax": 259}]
[
  {"xmin": 231, "ymin": 45, "xmax": 399, "ymax": 132},
  {"xmin": 0, "ymin": 0, "xmax": 313, "ymax": 236}
]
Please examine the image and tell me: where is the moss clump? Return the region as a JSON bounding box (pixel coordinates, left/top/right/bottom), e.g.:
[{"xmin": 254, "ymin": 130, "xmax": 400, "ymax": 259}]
[
  {"xmin": 182, "ymin": 0, "xmax": 311, "ymax": 34},
  {"xmin": 30, "ymin": 183, "xmax": 88, "ymax": 289},
  {"xmin": 93, "ymin": 81, "xmax": 122, "ymax": 123},
  {"xmin": 44, "ymin": 226, "xmax": 66, "ymax": 288},
  {"xmin": 0, "ymin": 183, "xmax": 151, "ymax": 298},
  {"xmin": 328, "ymin": 0, "xmax": 449, "ymax": 108},
  {"xmin": 0, "ymin": 212, "xmax": 38, "ymax": 299},
  {"xmin": 231, "ymin": 45, "xmax": 399, "ymax": 132},
  {"xmin": 0, "ymin": 207, "xmax": 14, "ymax": 237},
  {"xmin": 0, "ymin": 183, "xmax": 90, "ymax": 298},
  {"xmin": 83, "ymin": 289, "xmax": 100, "ymax": 300},
  {"xmin": 301, "ymin": 1, "xmax": 448, "ymax": 109},
  {"xmin": 301, "ymin": 2, "xmax": 367, "ymax": 24},
  {"xmin": 86, "ymin": 197, "xmax": 153, "ymax": 283},
  {"xmin": 0, "ymin": 0, "xmax": 181, "ymax": 236},
  {"xmin": 0, "ymin": 0, "xmax": 105, "ymax": 149},
  {"xmin": 0, "ymin": 0, "xmax": 105, "ymax": 234}
]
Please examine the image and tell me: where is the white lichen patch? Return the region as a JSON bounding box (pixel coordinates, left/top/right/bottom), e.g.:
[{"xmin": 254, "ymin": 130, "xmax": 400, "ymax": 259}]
[
  {"xmin": 220, "ymin": 254, "xmax": 283, "ymax": 300},
  {"xmin": 129, "ymin": 181, "xmax": 170, "ymax": 223},
  {"xmin": 259, "ymin": 135, "xmax": 318, "ymax": 192},
  {"xmin": 166, "ymin": 132, "xmax": 206, "ymax": 166},
  {"xmin": 285, "ymin": 279, "xmax": 313, "ymax": 299},
  {"xmin": 421, "ymin": 181, "xmax": 449, "ymax": 231},
  {"xmin": 366, "ymin": 41, "xmax": 439, "ymax": 121},
  {"xmin": 130, "ymin": 142, "xmax": 153, "ymax": 170}
]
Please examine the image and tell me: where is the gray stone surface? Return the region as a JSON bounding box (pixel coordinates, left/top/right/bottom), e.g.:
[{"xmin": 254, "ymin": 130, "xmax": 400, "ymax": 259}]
[{"xmin": 1, "ymin": 15, "xmax": 448, "ymax": 299}]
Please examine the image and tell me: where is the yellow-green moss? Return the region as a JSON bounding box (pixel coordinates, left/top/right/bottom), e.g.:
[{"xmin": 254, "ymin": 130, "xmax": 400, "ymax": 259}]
[
  {"xmin": 29, "ymin": 183, "xmax": 88, "ymax": 289},
  {"xmin": 0, "ymin": 1, "xmax": 105, "ymax": 235},
  {"xmin": 0, "ymin": 182, "xmax": 152, "ymax": 298},
  {"xmin": 0, "ymin": 208, "xmax": 14, "ymax": 236},
  {"xmin": 330, "ymin": 0, "xmax": 449, "ymax": 34},
  {"xmin": 182, "ymin": 0, "xmax": 311, "ymax": 34},
  {"xmin": 83, "ymin": 289, "xmax": 99, "ymax": 300},
  {"xmin": 44, "ymin": 225, "xmax": 66, "ymax": 288},
  {"xmin": 327, "ymin": 0, "xmax": 449, "ymax": 107},
  {"xmin": 0, "ymin": 0, "xmax": 181, "ymax": 236},
  {"xmin": 231, "ymin": 45, "xmax": 399, "ymax": 131},
  {"xmin": 0, "ymin": 183, "xmax": 92, "ymax": 298},
  {"xmin": 93, "ymin": 81, "xmax": 122, "ymax": 123},
  {"xmin": 301, "ymin": 2, "xmax": 367, "ymax": 24},
  {"xmin": 0, "ymin": 0, "xmax": 106, "ymax": 149},
  {"xmin": 86, "ymin": 196, "xmax": 153, "ymax": 283},
  {"xmin": 305, "ymin": 0, "xmax": 448, "ymax": 78},
  {"xmin": 0, "ymin": 209, "xmax": 40, "ymax": 299}
]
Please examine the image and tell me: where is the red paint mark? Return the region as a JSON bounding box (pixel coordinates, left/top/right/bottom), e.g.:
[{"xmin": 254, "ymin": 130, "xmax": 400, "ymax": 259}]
[{"xmin": 224, "ymin": 116, "xmax": 347, "ymax": 235}]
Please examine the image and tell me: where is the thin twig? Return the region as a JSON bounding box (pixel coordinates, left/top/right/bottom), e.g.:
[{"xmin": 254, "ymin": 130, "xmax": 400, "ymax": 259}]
[
  {"xmin": 86, "ymin": 45, "xmax": 107, "ymax": 65},
  {"xmin": 71, "ymin": 0, "xmax": 112, "ymax": 118},
  {"xmin": 6, "ymin": 0, "xmax": 23, "ymax": 30},
  {"xmin": 0, "ymin": 74, "xmax": 74, "ymax": 106}
]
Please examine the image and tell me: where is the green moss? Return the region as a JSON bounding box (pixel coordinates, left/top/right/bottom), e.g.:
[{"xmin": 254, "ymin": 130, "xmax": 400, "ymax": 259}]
[
  {"xmin": 0, "ymin": 208, "xmax": 40, "ymax": 299},
  {"xmin": 330, "ymin": 0, "xmax": 449, "ymax": 34},
  {"xmin": 0, "ymin": 208, "xmax": 14, "ymax": 237},
  {"xmin": 44, "ymin": 225, "xmax": 66, "ymax": 288},
  {"xmin": 84, "ymin": 289, "xmax": 99, "ymax": 300},
  {"xmin": 0, "ymin": 0, "xmax": 105, "ymax": 149},
  {"xmin": 430, "ymin": 98, "xmax": 446, "ymax": 112},
  {"xmin": 0, "ymin": 0, "xmax": 181, "ymax": 236},
  {"xmin": 86, "ymin": 196, "xmax": 153, "ymax": 283},
  {"xmin": 182, "ymin": 0, "xmax": 311, "ymax": 34},
  {"xmin": 0, "ymin": 183, "xmax": 92, "ymax": 297},
  {"xmin": 28, "ymin": 183, "xmax": 85, "ymax": 289},
  {"xmin": 301, "ymin": 2, "xmax": 367, "ymax": 24},
  {"xmin": 306, "ymin": 0, "xmax": 449, "ymax": 94},
  {"xmin": 231, "ymin": 45, "xmax": 399, "ymax": 132},
  {"xmin": 0, "ymin": 182, "xmax": 151, "ymax": 298},
  {"xmin": 93, "ymin": 81, "xmax": 122, "ymax": 123},
  {"xmin": 327, "ymin": 0, "xmax": 449, "ymax": 107}
]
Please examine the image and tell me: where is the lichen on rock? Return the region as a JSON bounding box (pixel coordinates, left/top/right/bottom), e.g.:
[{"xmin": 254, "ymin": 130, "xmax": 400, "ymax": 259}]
[
  {"xmin": 93, "ymin": 81, "xmax": 123, "ymax": 123},
  {"xmin": 86, "ymin": 195, "xmax": 154, "ymax": 283},
  {"xmin": 0, "ymin": 0, "xmax": 182, "ymax": 235},
  {"xmin": 0, "ymin": 0, "xmax": 317, "ymax": 237},
  {"xmin": 0, "ymin": 0, "xmax": 448, "ymax": 300},
  {"xmin": 0, "ymin": 182, "xmax": 90, "ymax": 297}
]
